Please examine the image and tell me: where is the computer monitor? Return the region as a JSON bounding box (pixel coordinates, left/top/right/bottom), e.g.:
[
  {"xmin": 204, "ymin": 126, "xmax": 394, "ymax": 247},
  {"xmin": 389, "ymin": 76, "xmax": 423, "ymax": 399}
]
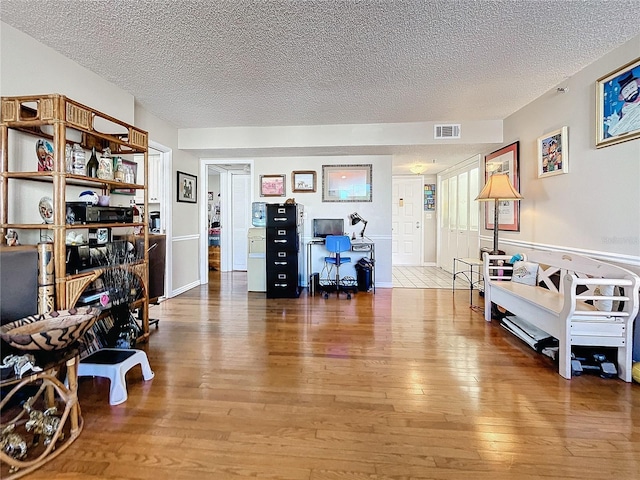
[{"xmin": 313, "ymin": 218, "xmax": 344, "ymax": 238}]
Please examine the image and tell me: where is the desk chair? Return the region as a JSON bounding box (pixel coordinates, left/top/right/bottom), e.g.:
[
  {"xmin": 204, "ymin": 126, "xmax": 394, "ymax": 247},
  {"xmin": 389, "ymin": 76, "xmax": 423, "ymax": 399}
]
[{"xmin": 323, "ymin": 235, "xmax": 353, "ymax": 299}]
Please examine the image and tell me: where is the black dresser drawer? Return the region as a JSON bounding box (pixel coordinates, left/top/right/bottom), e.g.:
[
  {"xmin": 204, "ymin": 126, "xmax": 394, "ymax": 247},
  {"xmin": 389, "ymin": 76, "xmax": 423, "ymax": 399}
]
[
  {"xmin": 267, "ymin": 269, "xmax": 297, "ymax": 285},
  {"xmin": 266, "ymin": 228, "xmax": 298, "ymax": 250},
  {"xmin": 266, "ymin": 204, "xmax": 297, "ymax": 227},
  {"xmin": 266, "ymin": 257, "xmax": 296, "ymax": 271},
  {"xmin": 267, "ymin": 282, "xmax": 300, "ymax": 298}
]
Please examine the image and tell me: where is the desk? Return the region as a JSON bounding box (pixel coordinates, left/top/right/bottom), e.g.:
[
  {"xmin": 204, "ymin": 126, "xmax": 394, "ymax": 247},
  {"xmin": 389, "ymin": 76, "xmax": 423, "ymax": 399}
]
[
  {"xmin": 307, "ymin": 239, "xmax": 375, "ymax": 294},
  {"xmin": 452, "ymin": 257, "xmax": 483, "ymax": 305}
]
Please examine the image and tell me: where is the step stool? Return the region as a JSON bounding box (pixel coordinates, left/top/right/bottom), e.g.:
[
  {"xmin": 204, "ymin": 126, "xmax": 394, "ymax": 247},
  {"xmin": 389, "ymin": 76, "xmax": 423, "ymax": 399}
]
[{"xmin": 78, "ymin": 348, "xmax": 154, "ymax": 405}]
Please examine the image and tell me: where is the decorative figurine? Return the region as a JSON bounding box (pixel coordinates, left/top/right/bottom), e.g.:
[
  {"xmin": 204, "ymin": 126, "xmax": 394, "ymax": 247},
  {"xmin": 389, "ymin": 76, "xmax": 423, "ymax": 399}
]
[
  {"xmin": 24, "ymin": 399, "xmax": 63, "ymax": 447},
  {"xmin": 4, "ymin": 228, "xmax": 18, "ymax": 246},
  {"xmin": 1, "ymin": 354, "xmax": 43, "ymax": 379},
  {"xmin": 1, "ymin": 424, "xmax": 28, "ymax": 470}
]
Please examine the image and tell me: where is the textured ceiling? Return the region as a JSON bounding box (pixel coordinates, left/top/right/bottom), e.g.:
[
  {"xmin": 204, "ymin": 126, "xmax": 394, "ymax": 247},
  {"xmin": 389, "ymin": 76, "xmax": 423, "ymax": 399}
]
[{"xmin": 2, "ymin": 0, "xmax": 639, "ymax": 173}]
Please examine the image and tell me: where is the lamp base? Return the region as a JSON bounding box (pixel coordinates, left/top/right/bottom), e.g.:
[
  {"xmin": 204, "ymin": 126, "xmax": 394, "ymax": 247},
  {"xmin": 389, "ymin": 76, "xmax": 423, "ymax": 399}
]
[{"xmin": 489, "ymin": 249, "xmax": 505, "ymax": 255}]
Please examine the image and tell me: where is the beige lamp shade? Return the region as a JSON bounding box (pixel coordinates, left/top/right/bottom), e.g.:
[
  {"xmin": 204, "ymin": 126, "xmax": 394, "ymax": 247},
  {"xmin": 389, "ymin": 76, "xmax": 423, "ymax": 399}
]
[
  {"xmin": 476, "ymin": 173, "xmax": 522, "ymax": 254},
  {"xmin": 476, "ymin": 174, "xmax": 523, "ymax": 201}
]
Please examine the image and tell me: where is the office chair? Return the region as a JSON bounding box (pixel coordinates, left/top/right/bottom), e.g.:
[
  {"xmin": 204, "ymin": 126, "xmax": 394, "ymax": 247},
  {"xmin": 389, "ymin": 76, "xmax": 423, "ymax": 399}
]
[{"xmin": 323, "ymin": 235, "xmax": 353, "ymax": 299}]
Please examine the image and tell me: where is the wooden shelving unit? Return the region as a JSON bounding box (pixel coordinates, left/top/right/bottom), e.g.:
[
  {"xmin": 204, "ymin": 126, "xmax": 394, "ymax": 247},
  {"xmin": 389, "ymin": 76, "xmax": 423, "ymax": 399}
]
[
  {"xmin": 0, "ymin": 94, "xmax": 150, "ymax": 478},
  {"xmin": 0, "ymin": 94, "xmax": 150, "ymax": 339}
]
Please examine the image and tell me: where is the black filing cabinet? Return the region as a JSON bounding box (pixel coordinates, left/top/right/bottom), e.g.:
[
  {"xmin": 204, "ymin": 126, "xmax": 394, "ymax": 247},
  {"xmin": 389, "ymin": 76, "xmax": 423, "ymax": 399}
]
[{"xmin": 266, "ymin": 203, "xmax": 302, "ymax": 298}]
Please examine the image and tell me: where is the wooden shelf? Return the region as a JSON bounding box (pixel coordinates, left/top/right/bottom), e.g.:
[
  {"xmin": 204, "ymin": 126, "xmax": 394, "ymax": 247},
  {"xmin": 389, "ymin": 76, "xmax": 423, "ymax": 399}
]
[{"xmin": 1, "ymin": 93, "xmax": 150, "ymax": 333}]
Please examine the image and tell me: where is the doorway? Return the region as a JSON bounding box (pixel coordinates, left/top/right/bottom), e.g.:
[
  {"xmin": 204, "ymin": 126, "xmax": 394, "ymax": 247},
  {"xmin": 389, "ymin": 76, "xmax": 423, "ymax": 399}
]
[
  {"xmin": 199, "ymin": 160, "xmax": 254, "ymax": 282},
  {"xmin": 141, "ymin": 141, "xmax": 173, "ymax": 298}
]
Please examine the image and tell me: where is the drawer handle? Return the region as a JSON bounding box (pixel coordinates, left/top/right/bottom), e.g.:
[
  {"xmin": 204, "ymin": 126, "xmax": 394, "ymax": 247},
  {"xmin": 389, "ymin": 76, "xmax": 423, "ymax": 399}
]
[
  {"xmin": 274, "ymin": 217, "xmax": 287, "ymax": 221},
  {"xmin": 274, "ymin": 261, "xmax": 288, "ymax": 265},
  {"xmin": 275, "ymin": 283, "xmax": 288, "ymax": 287},
  {"xmin": 274, "ymin": 239, "xmax": 287, "ymax": 243}
]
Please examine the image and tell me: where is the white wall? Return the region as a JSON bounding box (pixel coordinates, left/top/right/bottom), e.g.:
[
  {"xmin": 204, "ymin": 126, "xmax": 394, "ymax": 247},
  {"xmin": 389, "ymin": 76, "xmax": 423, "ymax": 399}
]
[
  {"xmin": 1, "ymin": 23, "xmax": 133, "ymax": 124},
  {"xmin": 1, "ymin": 22, "xmax": 202, "ymax": 296},
  {"xmin": 248, "ymin": 155, "xmax": 393, "ymax": 287},
  {"xmin": 179, "ymin": 120, "xmax": 503, "ymax": 151},
  {"xmin": 134, "ymin": 104, "xmax": 201, "ymax": 292},
  {"xmin": 480, "ymin": 35, "xmax": 640, "ymax": 269}
]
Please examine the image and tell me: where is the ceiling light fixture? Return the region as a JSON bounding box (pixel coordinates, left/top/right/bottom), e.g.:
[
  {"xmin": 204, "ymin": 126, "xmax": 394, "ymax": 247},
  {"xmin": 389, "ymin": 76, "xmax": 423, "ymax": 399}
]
[{"xmin": 409, "ymin": 163, "xmax": 427, "ymax": 175}]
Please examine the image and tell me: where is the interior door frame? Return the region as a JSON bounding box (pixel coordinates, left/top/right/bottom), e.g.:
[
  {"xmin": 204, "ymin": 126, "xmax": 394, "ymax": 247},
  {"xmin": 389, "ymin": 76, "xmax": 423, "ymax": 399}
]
[
  {"xmin": 148, "ymin": 140, "xmax": 173, "ymax": 298},
  {"xmin": 199, "ymin": 159, "xmax": 255, "ymax": 283}
]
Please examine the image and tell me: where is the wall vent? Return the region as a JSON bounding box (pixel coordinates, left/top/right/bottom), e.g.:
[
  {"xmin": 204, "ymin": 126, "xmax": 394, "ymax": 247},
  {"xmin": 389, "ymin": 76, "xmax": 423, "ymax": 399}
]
[{"xmin": 434, "ymin": 124, "xmax": 461, "ymax": 139}]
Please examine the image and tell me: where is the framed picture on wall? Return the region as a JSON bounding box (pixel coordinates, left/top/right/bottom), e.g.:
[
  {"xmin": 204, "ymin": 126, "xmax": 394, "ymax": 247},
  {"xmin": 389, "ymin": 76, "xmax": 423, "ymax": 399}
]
[
  {"xmin": 537, "ymin": 126, "xmax": 568, "ymax": 178},
  {"xmin": 596, "ymin": 57, "xmax": 640, "ymax": 148},
  {"xmin": 260, "ymin": 174, "xmax": 286, "ymax": 197},
  {"xmin": 177, "ymin": 171, "xmax": 197, "ymax": 203},
  {"xmin": 292, "ymin": 171, "xmax": 316, "ymax": 192},
  {"xmin": 484, "ymin": 141, "xmax": 520, "ymax": 232},
  {"xmin": 322, "ymin": 164, "xmax": 372, "ymax": 202}
]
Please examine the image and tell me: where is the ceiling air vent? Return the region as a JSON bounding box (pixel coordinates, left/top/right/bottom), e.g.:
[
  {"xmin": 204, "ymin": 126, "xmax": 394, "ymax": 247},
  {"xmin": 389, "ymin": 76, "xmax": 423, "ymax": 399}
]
[{"xmin": 434, "ymin": 124, "xmax": 461, "ymax": 139}]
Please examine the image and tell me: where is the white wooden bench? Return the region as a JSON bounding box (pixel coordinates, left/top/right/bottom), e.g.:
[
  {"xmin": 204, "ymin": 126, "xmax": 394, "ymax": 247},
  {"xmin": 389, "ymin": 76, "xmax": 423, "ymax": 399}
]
[{"xmin": 483, "ymin": 251, "xmax": 640, "ymax": 382}]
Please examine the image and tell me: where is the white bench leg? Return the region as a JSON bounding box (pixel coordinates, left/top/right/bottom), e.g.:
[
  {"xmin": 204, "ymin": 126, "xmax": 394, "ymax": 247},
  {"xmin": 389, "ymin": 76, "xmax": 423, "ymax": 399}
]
[{"xmin": 617, "ymin": 345, "xmax": 631, "ymax": 382}]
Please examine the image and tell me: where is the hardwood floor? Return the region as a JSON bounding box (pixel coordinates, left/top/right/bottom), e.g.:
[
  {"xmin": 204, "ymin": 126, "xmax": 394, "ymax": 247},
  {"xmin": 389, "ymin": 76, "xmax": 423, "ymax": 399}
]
[{"xmin": 28, "ymin": 272, "xmax": 639, "ymax": 479}]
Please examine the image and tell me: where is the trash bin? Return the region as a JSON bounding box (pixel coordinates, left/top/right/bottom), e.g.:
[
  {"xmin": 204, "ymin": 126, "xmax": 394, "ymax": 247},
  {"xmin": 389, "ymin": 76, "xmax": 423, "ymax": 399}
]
[{"xmin": 355, "ymin": 258, "xmax": 374, "ymax": 292}]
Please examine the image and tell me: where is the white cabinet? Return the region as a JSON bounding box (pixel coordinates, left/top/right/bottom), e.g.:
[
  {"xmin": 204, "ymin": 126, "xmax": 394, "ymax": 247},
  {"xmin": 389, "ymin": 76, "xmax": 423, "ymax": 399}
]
[
  {"xmin": 148, "ymin": 154, "xmax": 161, "ymax": 202},
  {"xmin": 135, "ymin": 153, "xmax": 160, "ymax": 204}
]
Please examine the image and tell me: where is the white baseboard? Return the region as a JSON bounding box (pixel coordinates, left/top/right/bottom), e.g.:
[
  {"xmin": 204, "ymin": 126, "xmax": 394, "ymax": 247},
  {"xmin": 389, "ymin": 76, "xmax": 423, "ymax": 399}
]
[{"xmin": 171, "ymin": 280, "xmax": 201, "ymax": 298}]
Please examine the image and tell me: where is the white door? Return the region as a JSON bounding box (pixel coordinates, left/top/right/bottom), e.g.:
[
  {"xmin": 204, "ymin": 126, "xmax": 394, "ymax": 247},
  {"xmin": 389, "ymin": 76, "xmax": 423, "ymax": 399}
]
[
  {"xmin": 457, "ymin": 171, "xmax": 470, "ymax": 258},
  {"xmin": 392, "ymin": 176, "xmax": 423, "ymax": 265},
  {"xmin": 439, "ymin": 178, "xmax": 451, "ymax": 270},
  {"xmin": 437, "ymin": 156, "xmax": 481, "ymax": 273},
  {"xmin": 231, "ymin": 173, "xmax": 250, "ymax": 270},
  {"xmin": 444, "ymin": 175, "xmax": 458, "ymax": 272}
]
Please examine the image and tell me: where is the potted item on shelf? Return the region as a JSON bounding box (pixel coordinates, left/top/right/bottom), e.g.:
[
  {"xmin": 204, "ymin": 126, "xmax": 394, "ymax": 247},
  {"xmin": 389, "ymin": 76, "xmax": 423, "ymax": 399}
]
[
  {"xmin": 97, "ymin": 242, "xmax": 143, "ymax": 349},
  {"xmin": 97, "ymin": 147, "xmax": 113, "ymax": 180}
]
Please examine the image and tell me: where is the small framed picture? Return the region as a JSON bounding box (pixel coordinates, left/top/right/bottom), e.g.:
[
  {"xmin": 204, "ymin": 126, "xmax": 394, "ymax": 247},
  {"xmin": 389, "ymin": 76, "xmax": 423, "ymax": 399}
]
[
  {"xmin": 260, "ymin": 174, "xmax": 286, "ymax": 197},
  {"xmin": 537, "ymin": 126, "xmax": 568, "ymax": 178},
  {"xmin": 596, "ymin": 57, "xmax": 640, "ymax": 148},
  {"xmin": 292, "ymin": 170, "xmax": 316, "ymax": 192},
  {"xmin": 177, "ymin": 171, "xmax": 197, "ymax": 203}
]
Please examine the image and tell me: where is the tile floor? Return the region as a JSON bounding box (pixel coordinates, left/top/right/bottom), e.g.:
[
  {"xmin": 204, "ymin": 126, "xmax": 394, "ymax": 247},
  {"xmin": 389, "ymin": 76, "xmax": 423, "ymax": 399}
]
[{"xmin": 392, "ymin": 265, "xmax": 471, "ymax": 289}]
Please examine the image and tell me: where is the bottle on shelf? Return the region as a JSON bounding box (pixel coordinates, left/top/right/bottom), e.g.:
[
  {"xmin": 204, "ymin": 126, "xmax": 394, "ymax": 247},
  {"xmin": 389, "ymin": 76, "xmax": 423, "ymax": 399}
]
[
  {"xmin": 65, "ymin": 144, "xmax": 73, "ymax": 173},
  {"xmin": 87, "ymin": 147, "xmax": 99, "ymax": 178},
  {"xmin": 131, "ymin": 199, "xmax": 142, "ymax": 234},
  {"xmin": 71, "ymin": 143, "xmax": 85, "ymax": 176},
  {"xmin": 131, "ymin": 199, "xmax": 141, "ymax": 223},
  {"xmin": 114, "ymin": 157, "xmax": 125, "ymax": 182},
  {"xmin": 97, "ymin": 147, "xmax": 113, "ymax": 180},
  {"xmin": 124, "ymin": 165, "xmax": 134, "ymax": 184}
]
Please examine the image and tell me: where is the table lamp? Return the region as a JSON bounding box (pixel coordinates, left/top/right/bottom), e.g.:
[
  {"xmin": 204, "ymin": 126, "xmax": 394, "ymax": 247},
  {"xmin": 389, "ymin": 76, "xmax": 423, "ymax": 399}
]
[
  {"xmin": 349, "ymin": 212, "xmax": 368, "ymax": 238},
  {"xmin": 475, "ymin": 173, "xmax": 523, "ymax": 254}
]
